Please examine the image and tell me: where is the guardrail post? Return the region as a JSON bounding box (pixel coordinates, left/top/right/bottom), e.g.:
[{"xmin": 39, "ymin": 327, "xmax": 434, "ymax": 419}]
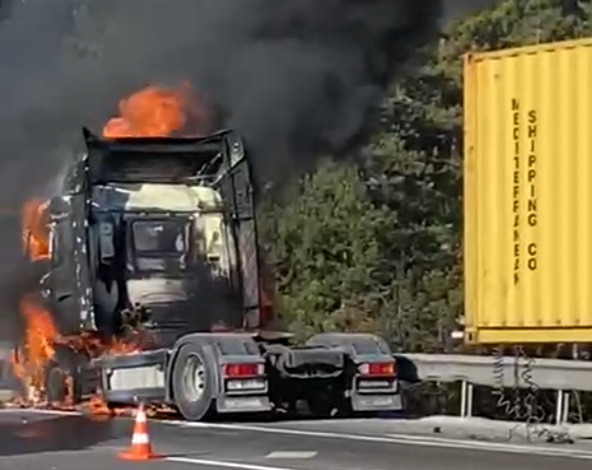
[
  {"xmin": 460, "ymin": 380, "xmax": 474, "ymax": 418},
  {"xmin": 555, "ymin": 390, "xmax": 570, "ymax": 425}
]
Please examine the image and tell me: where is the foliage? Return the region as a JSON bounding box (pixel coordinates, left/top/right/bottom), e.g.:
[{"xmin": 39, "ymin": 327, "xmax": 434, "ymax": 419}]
[
  {"xmin": 259, "ymin": 160, "xmax": 392, "ymax": 341},
  {"xmin": 259, "ymin": 0, "xmax": 592, "ymax": 351}
]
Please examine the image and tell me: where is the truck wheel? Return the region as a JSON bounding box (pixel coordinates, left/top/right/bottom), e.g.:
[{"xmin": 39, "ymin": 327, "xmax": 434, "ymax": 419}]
[
  {"xmin": 171, "ymin": 342, "xmax": 215, "ymax": 421},
  {"xmin": 45, "ymin": 363, "xmax": 69, "ymax": 403},
  {"xmin": 44, "ymin": 347, "xmax": 83, "ymax": 404}
]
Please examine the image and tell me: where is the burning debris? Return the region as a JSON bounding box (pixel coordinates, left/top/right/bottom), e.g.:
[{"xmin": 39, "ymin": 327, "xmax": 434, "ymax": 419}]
[
  {"xmin": 10, "ymin": 293, "xmax": 148, "ymax": 412},
  {"xmin": 10, "ymin": 296, "xmax": 59, "ymax": 402}
]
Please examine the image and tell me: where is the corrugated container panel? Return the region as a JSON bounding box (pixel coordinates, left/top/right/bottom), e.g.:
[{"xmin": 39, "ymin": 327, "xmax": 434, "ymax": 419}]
[{"xmin": 464, "ymin": 38, "xmax": 592, "ymax": 344}]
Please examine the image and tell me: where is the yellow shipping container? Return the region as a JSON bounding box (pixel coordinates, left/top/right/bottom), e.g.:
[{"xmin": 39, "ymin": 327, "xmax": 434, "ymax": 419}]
[{"xmin": 464, "ymin": 37, "xmax": 592, "ymax": 344}]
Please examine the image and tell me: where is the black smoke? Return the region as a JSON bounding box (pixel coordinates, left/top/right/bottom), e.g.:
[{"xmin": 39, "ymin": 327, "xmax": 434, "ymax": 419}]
[
  {"xmin": 0, "ymin": 0, "xmax": 450, "ymax": 339},
  {"xmin": 0, "ymin": 0, "xmax": 445, "ymax": 202}
]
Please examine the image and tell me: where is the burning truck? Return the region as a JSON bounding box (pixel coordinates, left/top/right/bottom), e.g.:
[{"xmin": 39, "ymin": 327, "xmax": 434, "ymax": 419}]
[{"xmin": 10, "ymin": 85, "xmax": 401, "ymax": 420}]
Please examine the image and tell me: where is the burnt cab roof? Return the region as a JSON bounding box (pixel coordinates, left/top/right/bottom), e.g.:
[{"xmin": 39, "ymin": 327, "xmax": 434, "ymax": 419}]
[{"xmin": 81, "ymin": 127, "xmax": 246, "ymax": 186}]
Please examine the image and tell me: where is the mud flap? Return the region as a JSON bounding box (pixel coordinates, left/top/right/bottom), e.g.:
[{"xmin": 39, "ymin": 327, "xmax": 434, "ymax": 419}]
[{"xmin": 306, "ymin": 333, "xmax": 402, "ymax": 414}]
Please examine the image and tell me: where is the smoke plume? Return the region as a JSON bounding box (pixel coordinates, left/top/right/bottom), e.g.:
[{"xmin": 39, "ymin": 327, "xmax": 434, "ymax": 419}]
[
  {"xmin": 0, "ymin": 0, "xmax": 449, "ymax": 337},
  {"xmin": 0, "ymin": 0, "xmax": 444, "ymax": 200}
]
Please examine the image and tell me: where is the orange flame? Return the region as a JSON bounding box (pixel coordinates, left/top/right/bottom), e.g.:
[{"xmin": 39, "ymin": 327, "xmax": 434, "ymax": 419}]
[
  {"xmin": 21, "ymin": 199, "xmax": 50, "ymax": 262},
  {"xmin": 20, "ymin": 299, "xmax": 59, "ymax": 370},
  {"xmin": 11, "ymin": 296, "xmax": 60, "ymax": 402},
  {"xmin": 102, "ymin": 82, "xmax": 209, "ymax": 138},
  {"xmin": 11, "ymin": 296, "xmax": 148, "ymax": 409}
]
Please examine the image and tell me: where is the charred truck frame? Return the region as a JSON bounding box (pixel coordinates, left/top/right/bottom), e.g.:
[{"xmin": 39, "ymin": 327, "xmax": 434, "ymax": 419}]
[{"xmin": 26, "ymin": 128, "xmax": 401, "ymax": 420}]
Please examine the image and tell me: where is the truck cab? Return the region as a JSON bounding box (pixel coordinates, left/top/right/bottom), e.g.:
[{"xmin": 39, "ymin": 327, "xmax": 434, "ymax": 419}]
[{"xmin": 43, "ymin": 128, "xmax": 263, "ymax": 342}]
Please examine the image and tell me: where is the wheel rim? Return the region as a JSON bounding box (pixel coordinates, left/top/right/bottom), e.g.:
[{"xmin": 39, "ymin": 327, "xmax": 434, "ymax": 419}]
[{"xmin": 181, "ymin": 353, "xmax": 206, "ymax": 402}]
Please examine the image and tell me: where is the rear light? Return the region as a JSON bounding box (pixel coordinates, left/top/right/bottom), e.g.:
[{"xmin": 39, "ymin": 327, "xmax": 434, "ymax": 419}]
[
  {"xmin": 358, "ymin": 362, "xmax": 396, "ymax": 377},
  {"xmin": 223, "ymin": 363, "xmax": 265, "ymax": 378}
]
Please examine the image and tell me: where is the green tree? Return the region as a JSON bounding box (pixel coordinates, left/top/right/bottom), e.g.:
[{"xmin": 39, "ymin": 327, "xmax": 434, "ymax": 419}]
[
  {"xmin": 259, "ymin": 159, "xmax": 393, "ymax": 341},
  {"xmin": 260, "ymin": 0, "xmax": 592, "ymax": 351},
  {"xmin": 443, "ymin": 0, "xmax": 592, "ymax": 61}
]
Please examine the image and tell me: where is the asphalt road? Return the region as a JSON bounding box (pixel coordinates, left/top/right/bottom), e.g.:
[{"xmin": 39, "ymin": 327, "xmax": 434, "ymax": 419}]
[{"xmin": 2, "ymin": 410, "xmax": 592, "ymax": 470}]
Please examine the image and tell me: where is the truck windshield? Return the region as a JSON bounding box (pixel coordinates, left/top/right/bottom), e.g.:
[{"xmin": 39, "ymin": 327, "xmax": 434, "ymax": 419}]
[
  {"xmin": 132, "ymin": 220, "xmax": 186, "ymax": 255},
  {"xmin": 131, "ymin": 220, "xmax": 190, "ymax": 273}
]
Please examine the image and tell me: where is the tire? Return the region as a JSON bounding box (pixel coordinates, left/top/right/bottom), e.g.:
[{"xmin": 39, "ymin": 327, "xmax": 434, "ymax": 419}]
[
  {"xmin": 171, "ymin": 342, "xmax": 216, "ymax": 421},
  {"xmin": 45, "ymin": 363, "xmax": 70, "ymax": 403},
  {"xmin": 44, "ymin": 347, "xmax": 84, "ymax": 404}
]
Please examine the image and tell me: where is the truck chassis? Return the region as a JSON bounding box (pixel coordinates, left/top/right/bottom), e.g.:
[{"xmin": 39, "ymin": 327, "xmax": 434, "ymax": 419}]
[{"xmin": 42, "ymin": 332, "xmax": 401, "ymax": 420}]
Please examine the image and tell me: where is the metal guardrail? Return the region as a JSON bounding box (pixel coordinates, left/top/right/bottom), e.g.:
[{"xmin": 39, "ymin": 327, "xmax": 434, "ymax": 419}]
[
  {"xmin": 394, "ymin": 353, "xmax": 592, "ymax": 424},
  {"xmin": 395, "ymin": 353, "xmax": 592, "ymax": 391}
]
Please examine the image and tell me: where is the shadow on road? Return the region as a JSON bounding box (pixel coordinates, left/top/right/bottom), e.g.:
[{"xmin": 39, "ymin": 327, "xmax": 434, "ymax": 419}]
[{"xmin": 0, "ymin": 414, "xmax": 127, "ymax": 456}]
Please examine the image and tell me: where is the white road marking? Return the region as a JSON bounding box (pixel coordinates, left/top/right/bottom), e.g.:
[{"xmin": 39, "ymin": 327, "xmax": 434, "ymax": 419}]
[
  {"xmin": 382, "ymin": 434, "xmax": 592, "ymax": 459},
  {"xmin": 0, "ymin": 408, "xmax": 82, "ymax": 416},
  {"xmin": 8, "ymin": 409, "xmax": 592, "ymax": 460},
  {"xmin": 175, "ymin": 421, "xmax": 592, "ymax": 460},
  {"xmin": 168, "ymin": 456, "xmax": 312, "ymax": 470},
  {"xmin": 265, "ymin": 451, "xmax": 318, "ymax": 459}
]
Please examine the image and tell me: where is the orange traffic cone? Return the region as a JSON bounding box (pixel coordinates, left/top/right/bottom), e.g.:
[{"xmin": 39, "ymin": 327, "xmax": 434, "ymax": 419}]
[{"xmin": 118, "ymin": 403, "xmax": 161, "ymax": 461}]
